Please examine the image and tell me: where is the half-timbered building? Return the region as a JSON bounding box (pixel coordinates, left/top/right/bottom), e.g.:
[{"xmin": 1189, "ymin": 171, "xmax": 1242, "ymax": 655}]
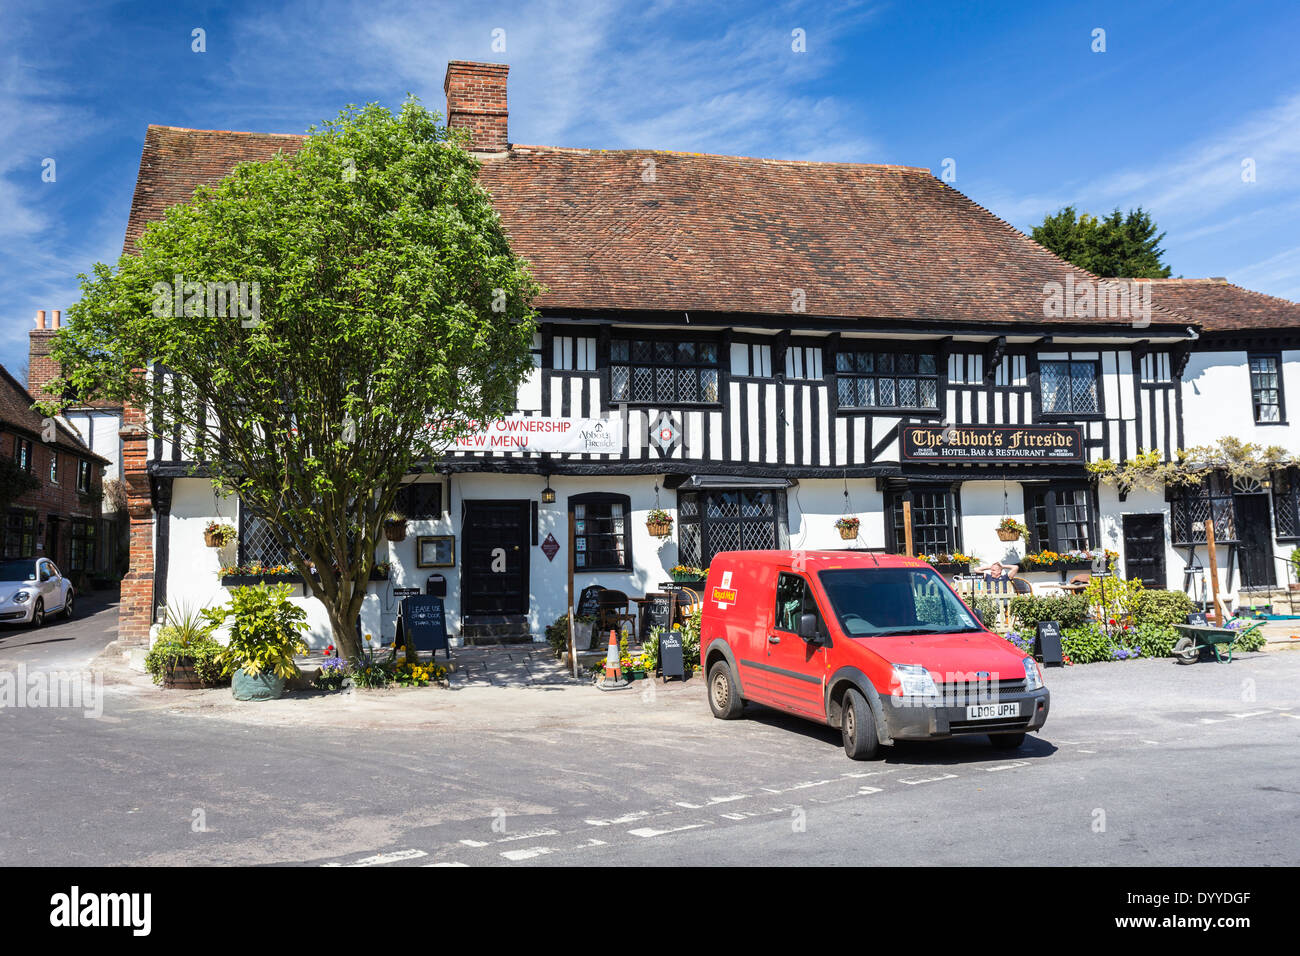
[{"xmin": 106, "ymin": 61, "xmax": 1298, "ymax": 647}]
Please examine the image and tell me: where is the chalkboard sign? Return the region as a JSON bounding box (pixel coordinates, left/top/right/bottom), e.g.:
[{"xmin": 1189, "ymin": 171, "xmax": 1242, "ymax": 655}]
[
  {"xmin": 577, "ymin": 585, "xmax": 606, "ymax": 619},
  {"xmin": 1036, "ymin": 620, "xmax": 1063, "ymax": 667},
  {"xmin": 1187, "ymin": 611, "xmax": 1209, "ymax": 626},
  {"xmin": 659, "ymin": 627, "xmax": 685, "ymax": 681},
  {"xmin": 397, "ymin": 595, "xmax": 449, "ymax": 657},
  {"xmin": 647, "ymin": 592, "xmax": 673, "ymax": 629}
]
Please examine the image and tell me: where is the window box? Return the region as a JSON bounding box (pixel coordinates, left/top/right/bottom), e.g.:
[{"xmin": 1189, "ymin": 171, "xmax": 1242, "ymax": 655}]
[{"xmin": 221, "ymin": 572, "xmax": 303, "ymax": 587}]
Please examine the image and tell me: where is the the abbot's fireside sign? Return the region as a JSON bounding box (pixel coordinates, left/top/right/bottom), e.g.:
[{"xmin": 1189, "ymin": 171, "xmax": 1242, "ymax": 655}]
[
  {"xmin": 900, "ymin": 424, "xmax": 1084, "ymax": 463},
  {"xmin": 451, "ymin": 416, "xmax": 624, "ymax": 454}
]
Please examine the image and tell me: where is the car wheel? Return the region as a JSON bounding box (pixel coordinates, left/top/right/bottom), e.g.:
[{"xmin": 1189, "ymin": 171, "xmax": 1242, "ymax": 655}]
[
  {"xmin": 989, "ymin": 732, "xmax": 1026, "ymax": 749},
  {"xmin": 31, "ymin": 599, "xmax": 44, "ymax": 628},
  {"xmin": 841, "ymin": 687, "xmax": 880, "ymax": 760},
  {"xmin": 1173, "ymin": 636, "xmax": 1199, "ymax": 664},
  {"xmin": 707, "ymin": 660, "xmax": 745, "ymax": 720},
  {"xmin": 63, "ymin": 589, "xmax": 75, "ymax": 620}
]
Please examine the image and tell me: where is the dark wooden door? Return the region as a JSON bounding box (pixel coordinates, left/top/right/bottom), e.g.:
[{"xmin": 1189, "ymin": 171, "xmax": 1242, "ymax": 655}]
[
  {"xmin": 461, "ymin": 500, "xmax": 531, "ymax": 615},
  {"xmin": 1122, "ymin": 514, "xmax": 1166, "ymax": 589},
  {"xmin": 1234, "ymin": 494, "xmax": 1276, "ymax": 589}
]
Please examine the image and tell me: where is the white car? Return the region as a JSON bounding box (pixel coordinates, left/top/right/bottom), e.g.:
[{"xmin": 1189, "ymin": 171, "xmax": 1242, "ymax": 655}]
[{"xmin": 0, "ymin": 558, "xmax": 75, "ymax": 626}]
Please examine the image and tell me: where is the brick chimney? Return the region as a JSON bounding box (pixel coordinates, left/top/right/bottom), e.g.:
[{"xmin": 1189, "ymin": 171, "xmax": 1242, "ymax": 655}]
[
  {"xmin": 443, "ymin": 61, "xmax": 509, "ymax": 152},
  {"xmin": 28, "ymin": 308, "xmax": 60, "ymax": 400}
]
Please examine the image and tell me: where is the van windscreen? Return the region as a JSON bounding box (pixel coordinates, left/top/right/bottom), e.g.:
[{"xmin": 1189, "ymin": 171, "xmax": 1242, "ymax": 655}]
[{"xmin": 817, "ymin": 567, "xmax": 981, "ymax": 637}]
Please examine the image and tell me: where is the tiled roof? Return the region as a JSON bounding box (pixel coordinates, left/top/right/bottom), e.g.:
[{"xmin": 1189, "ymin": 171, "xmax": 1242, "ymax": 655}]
[
  {"xmin": 124, "ymin": 125, "xmax": 1192, "ymax": 328},
  {"xmin": 1134, "ymin": 277, "xmax": 1300, "ymax": 333},
  {"xmin": 0, "ymin": 365, "xmax": 109, "ymax": 463}
]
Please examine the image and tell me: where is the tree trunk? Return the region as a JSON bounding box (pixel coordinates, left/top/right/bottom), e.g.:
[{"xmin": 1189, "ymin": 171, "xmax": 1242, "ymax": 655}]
[{"xmin": 324, "ymin": 597, "xmax": 362, "ymax": 662}]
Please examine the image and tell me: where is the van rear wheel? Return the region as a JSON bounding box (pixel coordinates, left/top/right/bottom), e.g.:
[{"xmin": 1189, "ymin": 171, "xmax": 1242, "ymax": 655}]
[
  {"xmin": 841, "ymin": 687, "xmax": 879, "ymax": 760},
  {"xmin": 707, "ymin": 660, "xmax": 745, "ymax": 720}
]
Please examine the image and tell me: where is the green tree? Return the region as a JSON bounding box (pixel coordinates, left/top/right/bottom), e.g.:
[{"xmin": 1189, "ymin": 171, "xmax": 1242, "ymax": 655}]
[
  {"xmin": 44, "ymin": 99, "xmax": 540, "ymax": 661},
  {"xmin": 1032, "ymin": 206, "xmax": 1172, "ymax": 278}
]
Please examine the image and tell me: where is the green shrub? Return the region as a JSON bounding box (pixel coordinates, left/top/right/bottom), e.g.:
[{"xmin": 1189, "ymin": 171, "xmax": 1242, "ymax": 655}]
[
  {"xmin": 970, "ymin": 595, "xmax": 1001, "ymax": 629},
  {"xmin": 1010, "ymin": 593, "xmax": 1091, "ymax": 631},
  {"xmin": 1231, "ymin": 625, "xmax": 1267, "ymax": 653},
  {"xmin": 144, "ymin": 633, "xmax": 228, "ymax": 686},
  {"xmin": 201, "ymin": 582, "xmax": 309, "ymax": 679},
  {"xmin": 1061, "ymin": 622, "xmax": 1116, "ymax": 664},
  {"xmin": 1131, "ymin": 589, "xmax": 1196, "ymax": 628},
  {"xmin": 1131, "ymin": 622, "xmax": 1180, "ymax": 658}
]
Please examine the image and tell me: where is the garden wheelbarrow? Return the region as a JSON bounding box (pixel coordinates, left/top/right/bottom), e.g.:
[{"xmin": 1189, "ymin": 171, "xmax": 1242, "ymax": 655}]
[{"xmin": 1172, "ymin": 621, "xmax": 1260, "ymax": 664}]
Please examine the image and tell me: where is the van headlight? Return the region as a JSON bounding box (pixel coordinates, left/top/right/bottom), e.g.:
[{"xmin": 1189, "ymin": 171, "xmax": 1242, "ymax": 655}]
[
  {"xmin": 892, "ymin": 663, "xmax": 939, "ymax": 698},
  {"xmin": 1022, "ymin": 656, "xmax": 1044, "ymax": 691},
  {"xmin": 12, "ymin": 591, "xmax": 30, "ymax": 603}
]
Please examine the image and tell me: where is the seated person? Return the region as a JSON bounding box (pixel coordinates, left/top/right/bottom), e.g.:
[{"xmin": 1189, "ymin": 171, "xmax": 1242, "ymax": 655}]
[{"xmin": 974, "ymin": 560, "xmax": 1019, "ymax": 579}]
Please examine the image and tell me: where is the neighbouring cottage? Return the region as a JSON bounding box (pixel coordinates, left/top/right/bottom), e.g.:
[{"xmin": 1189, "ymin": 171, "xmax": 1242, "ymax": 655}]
[
  {"xmin": 89, "ymin": 60, "xmax": 1300, "ymax": 648},
  {"xmin": 0, "ymin": 344, "xmax": 108, "ymax": 577}
]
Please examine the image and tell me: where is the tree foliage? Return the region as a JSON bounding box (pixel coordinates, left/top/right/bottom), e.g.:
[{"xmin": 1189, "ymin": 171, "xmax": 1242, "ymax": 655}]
[
  {"xmin": 1032, "ymin": 206, "xmax": 1172, "ymax": 278},
  {"xmin": 1088, "ymin": 437, "xmax": 1297, "ymax": 491},
  {"xmin": 45, "ymin": 99, "xmax": 540, "ymax": 659},
  {"xmin": 0, "ymin": 456, "xmax": 41, "ymax": 515}
]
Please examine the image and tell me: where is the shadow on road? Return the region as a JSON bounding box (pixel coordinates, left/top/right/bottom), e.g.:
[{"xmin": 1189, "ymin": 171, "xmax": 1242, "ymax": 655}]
[{"xmin": 742, "ymin": 703, "xmax": 1059, "ymax": 765}]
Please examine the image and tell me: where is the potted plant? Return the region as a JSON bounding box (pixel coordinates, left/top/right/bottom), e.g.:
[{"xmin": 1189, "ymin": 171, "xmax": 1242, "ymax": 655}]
[
  {"xmin": 204, "ymin": 520, "xmax": 237, "ymax": 549},
  {"xmin": 202, "ymin": 582, "xmax": 309, "ymax": 701},
  {"xmin": 383, "ymin": 511, "xmax": 408, "ymax": 542},
  {"xmin": 646, "ymin": 508, "xmax": 673, "ymax": 538},
  {"xmin": 997, "ymin": 517, "xmax": 1028, "ymax": 542},
  {"xmin": 144, "ymin": 603, "xmax": 225, "ymax": 689},
  {"xmin": 670, "ymin": 564, "xmax": 704, "ymax": 582},
  {"xmin": 834, "ymin": 516, "xmax": 860, "ymax": 540}
]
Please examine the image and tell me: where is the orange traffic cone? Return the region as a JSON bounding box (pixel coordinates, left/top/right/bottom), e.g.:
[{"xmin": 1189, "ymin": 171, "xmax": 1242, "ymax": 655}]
[{"xmin": 604, "ymin": 629, "xmax": 623, "ymax": 683}]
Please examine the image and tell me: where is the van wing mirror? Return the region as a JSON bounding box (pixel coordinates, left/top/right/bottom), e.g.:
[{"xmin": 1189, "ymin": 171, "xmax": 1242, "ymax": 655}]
[{"xmin": 798, "ymin": 613, "xmax": 820, "ymax": 643}]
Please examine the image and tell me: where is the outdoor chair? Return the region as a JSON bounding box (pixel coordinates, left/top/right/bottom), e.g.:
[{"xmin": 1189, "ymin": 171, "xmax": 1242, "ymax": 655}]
[{"xmin": 595, "ymin": 590, "xmax": 637, "ymax": 642}]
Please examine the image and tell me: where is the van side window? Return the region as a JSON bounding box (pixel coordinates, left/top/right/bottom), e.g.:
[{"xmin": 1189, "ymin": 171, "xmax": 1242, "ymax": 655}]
[{"xmin": 774, "ymin": 573, "xmax": 820, "ymax": 634}]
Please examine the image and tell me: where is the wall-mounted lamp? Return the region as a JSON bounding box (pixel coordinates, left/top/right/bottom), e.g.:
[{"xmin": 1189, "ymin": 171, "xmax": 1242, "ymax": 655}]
[{"xmin": 541, "ymin": 477, "xmax": 556, "ymax": 504}]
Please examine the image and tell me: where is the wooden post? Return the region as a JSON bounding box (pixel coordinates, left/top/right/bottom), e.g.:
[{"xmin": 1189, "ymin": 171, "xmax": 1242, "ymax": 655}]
[
  {"xmin": 902, "ymin": 500, "xmax": 914, "ymax": 557},
  {"xmin": 1205, "ymin": 518, "xmax": 1224, "ymax": 625},
  {"xmin": 567, "ymin": 512, "xmax": 577, "ymax": 677}
]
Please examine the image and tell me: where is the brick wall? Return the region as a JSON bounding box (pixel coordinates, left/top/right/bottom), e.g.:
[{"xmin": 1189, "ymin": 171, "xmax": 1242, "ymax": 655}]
[
  {"xmin": 118, "ymin": 402, "xmax": 153, "ymax": 646},
  {"xmin": 443, "ymin": 61, "xmax": 509, "ymax": 152}
]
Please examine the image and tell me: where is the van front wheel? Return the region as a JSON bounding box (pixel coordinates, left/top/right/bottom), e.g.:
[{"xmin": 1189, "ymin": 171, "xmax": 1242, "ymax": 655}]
[
  {"xmin": 841, "ymin": 687, "xmax": 879, "ymax": 760},
  {"xmin": 707, "ymin": 661, "xmax": 745, "ymax": 720}
]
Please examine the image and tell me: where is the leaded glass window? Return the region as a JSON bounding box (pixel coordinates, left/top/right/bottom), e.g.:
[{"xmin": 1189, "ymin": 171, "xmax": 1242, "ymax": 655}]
[
  {"xmin": 570, "ymin": 494, "xmax": 630, "ymax": 571},
  {"xmin": 1171, "ymin": 473, "xmax": 1238, "ymax": 544},
  {"xmin": 836, "ymin": 350, "xmax": 938, "ymax": 410},
  {"xmin": 1040, "ymin": 360, "xmax": 1099, "ymax": 415},
  {"xmin": 609, "ymin": 338, "xmax": 721, "ymax": 404},
  {"xmin": 1249, "ymin": 354, "xmax": 1283, "ymax": 424},
  {"xmin": 677, "ymin": 489, "xmax": 784, "ymax": 568}
]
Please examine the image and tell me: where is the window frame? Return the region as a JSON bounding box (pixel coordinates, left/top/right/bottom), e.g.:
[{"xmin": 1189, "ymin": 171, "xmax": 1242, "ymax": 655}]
[
  {"xmin": 1248, "ymin": 351, "xmax": 1286, "ymax": 425},
  {"xmin": 835, "ymin": 348, "xmax": 941, "ymax": 413},
  {"xmin": 1023, "ymin": 482, "xmax": 1099, "ymax": 553},
  {"xmin": 568, "ymin": 492, "xmax": 632, "ymax": 572},
  {"xmin": 14, "ymin": 437, "xmax": 32, "ymax": 474},
  {"xmin": 69, "ymin": 517, "xmax": 97, "ymax": 572},
  {"xmin": 1038, "ymin": 358, "xmax": 1103, "ymax": 419},
  {"xmin": 395, "ymin": 482, "xmax": 443, "ymax": 521},
  {"xmin": 3, "ymin": 510, "xmax": 36, "ymax": 558},
  {"xmin": 76, "ymin": 459, "xmax": 92, "ymax": 494},
  {"xmin": 1171, "ymin": 473, "xmax": 1238, "ymax": 545},
  {"xmin": 773, "ymin": 571, "xmax": 830, "ymax": 644},
  {"xmin": 677, "ymin": 488, "xmax": 788, "ymax": 569},
  {"xmin": 886, "ymin": 485, "xmax": 961, "ymax": 557},
  {"xmin": 608, "ymin": 335, "xmax": 722, "ymax": 406}
]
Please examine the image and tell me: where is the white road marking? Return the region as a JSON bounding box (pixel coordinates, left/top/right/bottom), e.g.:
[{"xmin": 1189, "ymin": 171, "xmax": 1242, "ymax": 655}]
[
  {"xmin": 760, "ymin": 779, "xmax": 833, "ymax": 794},
  {"xmin": 458, "ymin": 839, "xmax": 489, "ymax": 847},
  {"xmin": 1280, "ymin": 713, "xmax": 1300, "ymax": 720},
  {"xmin": 1142, "ymin": 739, "xmax": 1160, "ymax": 745},
  {"xmin": 811, "ymin": 786, "xmax": 882, "ymax": 804},
  {"xmin": 1078, "ymin": 749, "xmax": 1097, "ymax": 754},
  {"xmin": 341, "ymin": 849, "xmax": 427, "ymax": 866},
  {"xmin": 984, "ymin": 761, "xmax": 1030, "ymax": 772},
  {"xmin": 674, "ymin": 794, "xmax": 748, "ymax": 809},
  {"xmin": 423, "ymin": 861, "xmax": 469, "ymax": 867},
  {"xmin": 898, "ymin": 772, "xmax": 958, "ymax": 785},
  {"xmin": 628, "ymin": 823, "xmax": 708, "ymax": 838},
  {"xmin": 501, "ymin": 846, "xmax": 554, "ymax": 861},
  {"xmin": 1227, "ymin": 710, "xmax": 1273, "ymax": 719},
  {"xmin": 585, "ymin": 811, "xmax": 650, "ymax": 827},
  {"xmin": 495, "ymin": 827, "xmax": 560, "ymax": 843}
]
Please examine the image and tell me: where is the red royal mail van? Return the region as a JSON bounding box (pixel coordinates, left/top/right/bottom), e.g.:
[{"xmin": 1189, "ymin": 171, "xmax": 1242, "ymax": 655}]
[{"xmin": 700, "ymin": 550, "xmax": 1050, "ymax": 759}]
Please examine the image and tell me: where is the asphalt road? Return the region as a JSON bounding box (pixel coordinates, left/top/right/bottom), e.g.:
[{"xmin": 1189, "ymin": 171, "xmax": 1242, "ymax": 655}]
[{"xmin": 1, "ymin": 598, "xmax": 1297, "ymax": 867}]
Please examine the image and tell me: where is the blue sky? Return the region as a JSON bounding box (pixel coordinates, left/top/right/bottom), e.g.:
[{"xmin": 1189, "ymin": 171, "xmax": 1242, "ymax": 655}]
[{"xmin": 4, "ymin": 0, "xmax": 1299, "ymax": 376}]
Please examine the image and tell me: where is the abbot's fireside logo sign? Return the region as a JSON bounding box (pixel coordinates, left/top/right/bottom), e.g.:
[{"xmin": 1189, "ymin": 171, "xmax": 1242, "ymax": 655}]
[{"xmin": 901, "ymin": 424, "xmax": 1083, "ymax": 463}]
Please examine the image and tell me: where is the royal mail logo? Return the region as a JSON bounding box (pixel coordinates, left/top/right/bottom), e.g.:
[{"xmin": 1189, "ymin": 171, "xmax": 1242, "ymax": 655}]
[{"xmin": 712, "ymin": 587, "xmax": 738, "ymax": 608}]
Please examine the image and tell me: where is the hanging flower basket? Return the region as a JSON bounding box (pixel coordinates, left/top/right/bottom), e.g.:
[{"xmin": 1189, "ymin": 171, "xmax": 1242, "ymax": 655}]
[
  {"xmin": 646, "ymin": 508, "xmax": 673, "ymax": 538},
  {"xmin": 835, "ymin": 517, "xmax": 860, "ymax": 541},
  {"xmin": 384, "ymin": 515, "xmax": 408, "ymax": 543},
  {"xmin": 203, "ymin": 522, "xmax": 236, "ymax": 549},
  {"xmin": 996, "ymin": 518, "xmax": 1028, "ymax": 542}
]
